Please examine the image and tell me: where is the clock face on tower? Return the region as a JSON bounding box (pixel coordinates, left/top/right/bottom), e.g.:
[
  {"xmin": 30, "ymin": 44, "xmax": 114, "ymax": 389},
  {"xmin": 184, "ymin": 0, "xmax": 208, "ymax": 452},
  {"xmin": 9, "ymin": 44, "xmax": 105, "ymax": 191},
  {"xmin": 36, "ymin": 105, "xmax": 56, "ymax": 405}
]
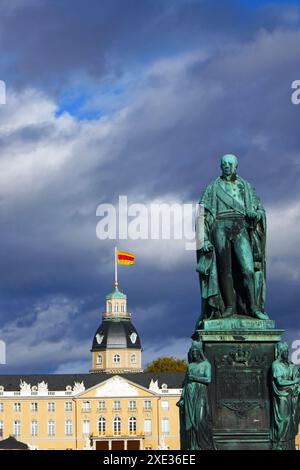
[{"xmin": 130, "ymin": 332, "xmax": 137, "ymax": 344}]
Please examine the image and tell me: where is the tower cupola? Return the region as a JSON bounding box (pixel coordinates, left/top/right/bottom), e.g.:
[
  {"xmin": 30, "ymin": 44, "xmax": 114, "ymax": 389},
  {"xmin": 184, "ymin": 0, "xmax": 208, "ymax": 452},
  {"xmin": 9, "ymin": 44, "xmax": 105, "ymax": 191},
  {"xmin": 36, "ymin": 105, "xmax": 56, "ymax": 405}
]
[{"xmin": 90, "ymin": 284, "xmax": 142, "ymax": 374}]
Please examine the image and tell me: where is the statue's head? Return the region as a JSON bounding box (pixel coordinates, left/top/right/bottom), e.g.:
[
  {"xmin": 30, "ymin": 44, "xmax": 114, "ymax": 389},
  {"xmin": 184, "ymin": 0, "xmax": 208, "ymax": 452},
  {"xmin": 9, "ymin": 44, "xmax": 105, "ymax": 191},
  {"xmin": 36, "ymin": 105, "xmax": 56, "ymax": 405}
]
[
  {"xmin": 276, "ymin": 342, "xmax": 289, "ymax": 361},
  {"xmin": 220, "ymin": 154, "xmax": 238, "ymax": 178},
  {"xmin": 188, "ymin": 340, "xmax": 205, "ymax": 363}
]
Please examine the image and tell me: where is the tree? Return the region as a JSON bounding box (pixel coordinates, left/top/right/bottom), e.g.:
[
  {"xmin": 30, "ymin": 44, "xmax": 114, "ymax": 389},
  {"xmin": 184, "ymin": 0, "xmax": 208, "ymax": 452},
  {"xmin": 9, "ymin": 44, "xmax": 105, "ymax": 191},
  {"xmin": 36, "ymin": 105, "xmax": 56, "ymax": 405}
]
[{"xmin": 145, "ymin": 357, "xmax": 187, "ymax": 373}]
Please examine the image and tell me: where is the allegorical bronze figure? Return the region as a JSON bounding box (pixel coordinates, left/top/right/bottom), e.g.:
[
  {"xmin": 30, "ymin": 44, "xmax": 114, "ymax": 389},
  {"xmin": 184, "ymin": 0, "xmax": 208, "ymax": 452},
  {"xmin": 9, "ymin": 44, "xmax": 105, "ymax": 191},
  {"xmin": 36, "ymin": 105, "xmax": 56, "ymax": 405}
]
[
  {"xmin": 196, "ymin": 154, "xmax": 268, "ymax": 322},
  {"xmin": 271, "ymin": 342, "xmax": 300, "ymax": 450},
  {"xmin": 177, "ymin": 340, "xmax": 215, "ymax": 450}
]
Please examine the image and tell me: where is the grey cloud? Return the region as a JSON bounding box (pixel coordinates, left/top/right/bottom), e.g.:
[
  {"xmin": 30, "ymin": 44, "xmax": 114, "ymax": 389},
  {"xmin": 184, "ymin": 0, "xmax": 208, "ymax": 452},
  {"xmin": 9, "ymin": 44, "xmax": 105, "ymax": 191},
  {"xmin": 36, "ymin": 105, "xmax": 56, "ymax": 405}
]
[
  {"xmin": 0, "ymin": 0, "xmax": 299, "ymax": 92},
  {"xmin": 1, "ymin": 2, "xmax": 300, "ymax": 372}
]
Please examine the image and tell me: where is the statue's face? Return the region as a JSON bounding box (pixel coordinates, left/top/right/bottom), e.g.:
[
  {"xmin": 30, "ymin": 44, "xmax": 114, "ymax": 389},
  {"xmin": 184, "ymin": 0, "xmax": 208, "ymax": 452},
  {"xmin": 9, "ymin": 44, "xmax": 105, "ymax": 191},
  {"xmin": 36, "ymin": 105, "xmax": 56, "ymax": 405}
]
[
  {"xmin": 190, "ymin": 348, "xmax": 202, "ymax": 362},
  {"xmin": 281, "ymin": 347, "xmax": 289, "ymax": 361},
  {"xmin": 221, "ymin": 155, "xmax": 238, "ymax": 177}
]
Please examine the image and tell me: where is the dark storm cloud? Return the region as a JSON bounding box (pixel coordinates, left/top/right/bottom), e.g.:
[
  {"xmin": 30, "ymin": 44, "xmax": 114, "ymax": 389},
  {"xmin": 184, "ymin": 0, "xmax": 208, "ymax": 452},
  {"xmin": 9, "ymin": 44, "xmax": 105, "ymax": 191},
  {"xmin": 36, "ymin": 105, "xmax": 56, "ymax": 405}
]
[
  {"xmin": 0, "ymin": 0, "xmax": 299, "ymax": 92},
  {"xmin": 0, "ymin": 1, "xmax": 300, "ymax": 373}
]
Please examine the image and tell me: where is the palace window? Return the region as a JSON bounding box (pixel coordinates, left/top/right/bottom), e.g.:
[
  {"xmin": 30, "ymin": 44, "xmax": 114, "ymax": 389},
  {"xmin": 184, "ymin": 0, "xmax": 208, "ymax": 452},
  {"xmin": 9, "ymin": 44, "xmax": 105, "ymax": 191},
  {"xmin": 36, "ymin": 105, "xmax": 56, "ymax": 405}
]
[
  {"xmin": 130, "ymin": 354, "xmax": 136, "ymax": 364},
  {"xmin": 162, "ymin": 417, "xmax": 170, "ymax": 435},
  {"xmin": 65, "ymin": 420, "xmax": 73, "ymax": 436},
  {"xmin": 108, "ymin": 303, "xmax": 112, "ymax": 313},
  {"xmin": 65, "ymin": 402, "xmax": 72, "ymax": 412},
  {"xmin": 114, "ymin": 303, "xmax": 118, "ymax": 313},
  {"xmin": 144, "ymin": 419, "xmax": 152, "ymax": 435},
  {"xmin": 13, "ymin": 420, "xmax": 21, "ymax": 437},
  {"xmin": 30, "ymin": 402, "xmax": 38, "ymax": 412},
  {"xmin": 48, "ymin": 420, "xmax": 55, "ymax": 437},
  {"xmin": 98, "ymin": 416, "xmax": 106, "ymax": 434},
  {"xmin": 128, "ymin": 400, "xmax": 136, "ymax": 411},
  {"xmin": 83, "ymin": 420, "xmax": 90, "ymax": 436},
  {"xmin": 113, "ymin": 400, "xmax": 121, "ymax": 411},
  {"xmin": 113, "ymin": 417, "xmax": 121, "ymax": 435},
  {"xmin": 121, "ymin": 303, "xmax": 125, "ymax": 313},
  {"xmin": 0, "ymin": 421, "xmax": 3, "ymax": 438},
  {"xmin": 0, "ymin": 403, "xmax": 3, "ymax": 412},
  {"xmin": 48, "ymin": 402, "xmax": 55, "ymax": 412},
  {"xmin": 82, "ymin": 401, "xmax": 91, "ymax": 412},
  {"xmin": 128, "ymin": 416, "xmax": 137, "ymax": 434},
  {"xmin": 31, "ymin": 420, "xmax": 38, "ymax": 437},
  {"xmin": 161, "ymin": 400, "xmax": 169, "ymax": 411},
  {"xmin": 96, "ymin": 354, "xmax": 103, "ymax": 365},
  {"xmin": 144, "ymin": 400, "xmax": 152, "ymax": 411},
  {"xmin": 113, "ymin": 353, "xmax": 120, "ymax": 364},
  {"xmin": 13, "ymin": 403, "xmax": 21, "ymax": 412},
  {"xmin": 98, "ymin": 401, "xmax": 106, "ymax": 411}
]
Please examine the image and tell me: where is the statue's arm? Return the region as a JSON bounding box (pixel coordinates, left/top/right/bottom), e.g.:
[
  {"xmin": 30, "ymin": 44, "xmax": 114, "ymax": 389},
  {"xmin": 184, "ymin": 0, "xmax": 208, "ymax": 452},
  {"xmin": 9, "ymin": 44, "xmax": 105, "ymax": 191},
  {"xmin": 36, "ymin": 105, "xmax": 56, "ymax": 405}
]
[
  {"xmin": 250, "ymin": 185, "xmax": 265, "ymax": 222},
  {"xmin": 176, "ymin": 376, "xmax": 187, "ymax": 407},
  {"xmin": 273, "ymin": 364, "xmax": 298, "ymax": 387},
  {"xmin": 188, "ymin": 375, "xmax": 210, "ymax": 384},
  {"xmin": 196, "ymin": 205, "xmax": 214, "ymax": 254},
  {"xmin": 188, "ymin": 362, "xmax": 212, "ymax": 384}
]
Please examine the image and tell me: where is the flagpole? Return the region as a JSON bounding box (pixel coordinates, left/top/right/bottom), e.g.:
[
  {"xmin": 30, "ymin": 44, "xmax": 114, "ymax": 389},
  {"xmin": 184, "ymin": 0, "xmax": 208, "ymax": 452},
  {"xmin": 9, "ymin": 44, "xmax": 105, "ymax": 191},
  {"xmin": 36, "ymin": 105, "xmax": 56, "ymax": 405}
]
[{"xmin": 114, "ymin": 246, "xmax": 118, "ymax": 289}]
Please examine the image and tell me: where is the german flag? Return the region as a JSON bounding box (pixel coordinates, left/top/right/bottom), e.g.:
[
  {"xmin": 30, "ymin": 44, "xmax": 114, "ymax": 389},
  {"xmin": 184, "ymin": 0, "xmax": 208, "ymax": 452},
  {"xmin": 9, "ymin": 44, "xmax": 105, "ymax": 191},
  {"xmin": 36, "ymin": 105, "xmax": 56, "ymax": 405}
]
[{"xmin": 117, "ymin": 250, "xmax": 135, "ymax": 265}]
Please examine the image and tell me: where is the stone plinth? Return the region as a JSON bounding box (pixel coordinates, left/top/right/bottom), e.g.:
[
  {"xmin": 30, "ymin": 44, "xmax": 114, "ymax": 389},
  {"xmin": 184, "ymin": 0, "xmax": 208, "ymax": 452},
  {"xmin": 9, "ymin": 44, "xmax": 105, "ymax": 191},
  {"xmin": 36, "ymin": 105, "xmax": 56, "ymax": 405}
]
[{"xmin": 194, "ymin": 317, "xmax": 284, "ymax": 450}]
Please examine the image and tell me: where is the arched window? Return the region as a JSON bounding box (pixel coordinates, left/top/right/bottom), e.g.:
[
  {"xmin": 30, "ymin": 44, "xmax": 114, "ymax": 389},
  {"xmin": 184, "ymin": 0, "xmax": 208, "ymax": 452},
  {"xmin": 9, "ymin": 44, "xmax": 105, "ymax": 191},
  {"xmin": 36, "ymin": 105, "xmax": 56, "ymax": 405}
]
[
  {"xmin": 130, "ymin": 354, "xmax": 136, "ymax": 365},
  {"xmin": 129, "ymin": 416, "xmax": 137, "ymax": 434},
  {"xmin": 113, "ymin": 353, "xmax": 120, "ymax": 364},
  {"xmin": 108, "ymin": 303, "xmax": 112, "ymax": 313},
  {"xmin": 113, "ymin": 417, "xmax": 121, "ymax": 435},
  {"xmin": 96, "ymin": 354, "xmax": 102, "ymax": 365},
  {"xmin": 98, "ymin": 417, "xmax": 106, "ymax": 434},
  {"xmin": 121, "ymin": 303, "xmax": 125, "ymax": 313},
  {"xmin": 114, "ymin": 303, "xmax": 118, "ymax": 313}
]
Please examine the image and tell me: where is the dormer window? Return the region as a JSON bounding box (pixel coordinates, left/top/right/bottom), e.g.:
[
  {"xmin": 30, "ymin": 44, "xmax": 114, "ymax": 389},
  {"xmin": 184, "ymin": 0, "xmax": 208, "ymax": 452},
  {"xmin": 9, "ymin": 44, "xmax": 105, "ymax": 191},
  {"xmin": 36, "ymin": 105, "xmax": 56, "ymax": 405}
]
[{"xmin": 130, "ymin": 332, "xmax": 137, "ymax": 344}]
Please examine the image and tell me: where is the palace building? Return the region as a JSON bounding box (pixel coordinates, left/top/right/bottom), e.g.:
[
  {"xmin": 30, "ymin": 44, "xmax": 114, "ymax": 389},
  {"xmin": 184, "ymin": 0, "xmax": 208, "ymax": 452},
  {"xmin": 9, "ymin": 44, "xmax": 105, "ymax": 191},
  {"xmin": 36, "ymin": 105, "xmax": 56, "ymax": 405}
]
[{"xmin": 0, "ymin": 283, "xmax": 184, "ymax": 450}]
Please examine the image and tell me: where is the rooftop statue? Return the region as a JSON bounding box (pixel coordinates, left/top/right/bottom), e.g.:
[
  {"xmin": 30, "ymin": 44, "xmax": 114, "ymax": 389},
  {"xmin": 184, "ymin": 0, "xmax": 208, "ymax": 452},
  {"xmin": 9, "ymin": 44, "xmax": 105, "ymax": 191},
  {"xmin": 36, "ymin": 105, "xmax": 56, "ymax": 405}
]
[{"xmin": 196, "ymin": 154, "xmax": 268, "ymax": 323}]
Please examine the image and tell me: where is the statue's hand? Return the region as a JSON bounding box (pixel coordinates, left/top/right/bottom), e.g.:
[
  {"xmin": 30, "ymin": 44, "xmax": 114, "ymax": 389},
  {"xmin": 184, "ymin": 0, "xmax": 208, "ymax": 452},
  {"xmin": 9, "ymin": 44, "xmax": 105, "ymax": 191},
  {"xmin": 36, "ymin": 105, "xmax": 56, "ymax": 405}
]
[
  {"xmin": 247, "ymin": 210, "xmax": 258, "ymax": 221},
  {"xmin": 201, "ymin": 240, "xmax": 213, "ymax": 254},
  {"xmin": 176, "ymin": 399, "xmax": 184, "ymax": 408}
]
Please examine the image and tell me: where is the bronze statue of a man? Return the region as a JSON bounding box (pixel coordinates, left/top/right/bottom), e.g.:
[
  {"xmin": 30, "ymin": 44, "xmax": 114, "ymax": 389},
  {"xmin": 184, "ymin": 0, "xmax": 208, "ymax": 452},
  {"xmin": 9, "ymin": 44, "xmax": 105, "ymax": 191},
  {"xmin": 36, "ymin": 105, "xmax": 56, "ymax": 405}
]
[{"xmin": 196, "ymin": 154, "xmax": 268, "ymax": 321}]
